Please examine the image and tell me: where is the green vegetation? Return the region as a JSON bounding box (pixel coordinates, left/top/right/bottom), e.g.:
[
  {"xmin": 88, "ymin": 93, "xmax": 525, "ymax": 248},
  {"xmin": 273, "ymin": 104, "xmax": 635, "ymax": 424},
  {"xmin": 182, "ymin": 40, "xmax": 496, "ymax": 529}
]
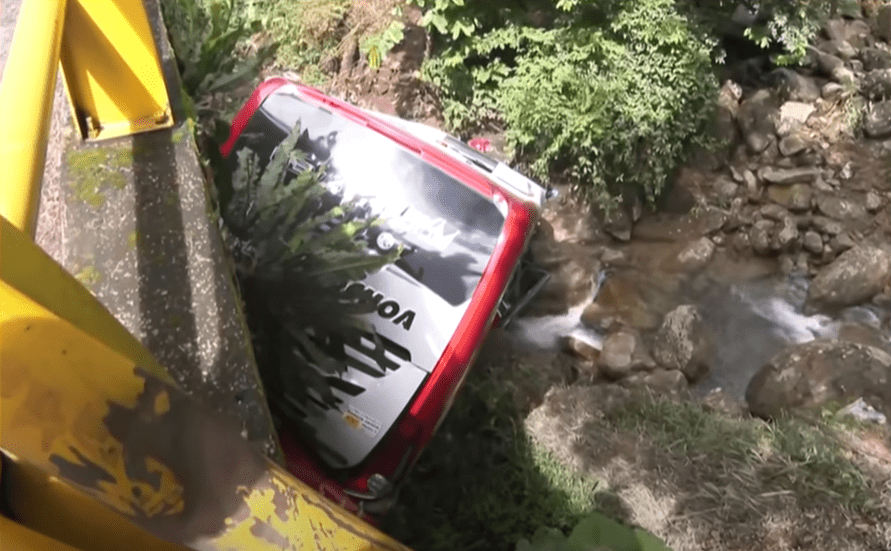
[
  {"xmin": 74, "ymin": 265, "xmax": 102, "ymax": 288},
  {"xmin": 415, "ymin": 0, "xmax": 721, "ymax": 205},
  {"xmin": 66, "ymin": 147, "xmax": 132, "ymax": 207},
  {"xmin": 386, "ymin": 357, "xmax": 668, "ymax": 551},
  {"xmin": 608, "ymin": 398, "xmax": 873, "ymax": 511}
]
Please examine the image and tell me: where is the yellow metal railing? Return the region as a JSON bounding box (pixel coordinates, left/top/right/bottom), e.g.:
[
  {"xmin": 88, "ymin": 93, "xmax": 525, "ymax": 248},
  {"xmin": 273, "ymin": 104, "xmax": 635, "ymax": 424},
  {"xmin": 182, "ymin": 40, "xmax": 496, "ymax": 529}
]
[
  {"xmin": 0, "ymin": 0, "xmax": 68, "ymax": 235},
  {"xmin": 0, "ymin": 0, "xmax": 173, "ymax": 237}
]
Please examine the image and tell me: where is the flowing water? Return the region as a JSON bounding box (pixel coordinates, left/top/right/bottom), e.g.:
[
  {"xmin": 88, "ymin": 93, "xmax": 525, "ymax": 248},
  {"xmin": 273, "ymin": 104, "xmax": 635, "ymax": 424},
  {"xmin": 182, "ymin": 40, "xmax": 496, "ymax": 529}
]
[{"xmin": 510, "ymin": 270, "xmax": 891, "ymax": 401}]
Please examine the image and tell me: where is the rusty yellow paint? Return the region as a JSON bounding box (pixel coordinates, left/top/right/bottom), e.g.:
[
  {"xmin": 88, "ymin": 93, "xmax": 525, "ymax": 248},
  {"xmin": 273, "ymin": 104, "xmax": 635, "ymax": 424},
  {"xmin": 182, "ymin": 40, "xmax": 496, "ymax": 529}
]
[
  {"xmin": 0, "ymin": 281, "xmax": 413, "ymax": 550},
  {"xmin": 60, "ymin": 0, "xmax": 172, "ymax": 140},
  {"xmin": 0, "ymin": 0, "xmax": 67, "ymax": 235}
]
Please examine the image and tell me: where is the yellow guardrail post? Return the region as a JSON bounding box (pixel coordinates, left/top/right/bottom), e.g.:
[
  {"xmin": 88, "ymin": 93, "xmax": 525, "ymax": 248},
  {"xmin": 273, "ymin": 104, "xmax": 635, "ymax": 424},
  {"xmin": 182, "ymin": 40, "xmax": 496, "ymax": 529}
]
[
  {"xmin": 0, "ymin": 0, "xmax": 67, "ymax": 236},
  {"xmin": 60, "ymin": 0, "xmax": 173, "ymax": 140}
]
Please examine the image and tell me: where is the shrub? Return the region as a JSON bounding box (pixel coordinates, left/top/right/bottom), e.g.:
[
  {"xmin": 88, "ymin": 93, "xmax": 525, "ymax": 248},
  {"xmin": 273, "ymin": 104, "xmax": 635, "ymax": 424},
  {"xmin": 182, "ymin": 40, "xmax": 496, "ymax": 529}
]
[{"xmin": 417, "ymin": 0, "xmax": 720, "ymax": 204}]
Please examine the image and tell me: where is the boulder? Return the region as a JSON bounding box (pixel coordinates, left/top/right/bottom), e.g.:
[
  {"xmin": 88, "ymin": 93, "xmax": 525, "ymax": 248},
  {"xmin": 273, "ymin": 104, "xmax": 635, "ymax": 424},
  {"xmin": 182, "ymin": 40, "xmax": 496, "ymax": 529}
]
[
  {"xmin": 776, "ymin": 101, "xmax": 816, "ymax": 136},
  {"xmin": 771, "ymin": 68, "xmax": 821, "ymax": 103},
  {"xmin": 736, "ymin": 89, "xmax": 778, "ymax": 153},
  {"xmin": 529, "ymin": 258, "xmax": 597, "ymax": 315},
  {"xmin": 862, "ymin": 68, "xmax": 891, "ymax": 100},
  {"xmin": 778, "ymin": 134, "xmax": 808, "ymax": 157},
  {"xmin": 831, "ymin": 65, "xmax": 856, "ymax": 85},
  {"xmin": 766, "ymin": 183, "xmax": 812, "ymax": 212},
  {"xmin": 828, "ymin": 231, "xmax": 856, "ymax": 254},
  {"xmin": 732, "ymin": 230, "xmax": 751, "ymax": 252},
  {"xmin": 713, "ymin": 177, "xmax": 739, "ymax": 202},
  {"xmin": 822, "ymin": 81, "xmax": 845, "ymax": 99},
  {"xmin": 759, "ymin": 203, "xmax": 792, "ymax": 221},
  {"xmin": 771, "ymin": 216, "xmax": 800, "ymax": 252},
  {"xmin": 598, "ymin": 327, "xmax": 656, "ymax": 379},
  {"xmin": 807, "ymin": 245, "xmax": 891, "ymax": 310},
  {"xmin": 815, "ymin": 193, "xmax": 867, "ymax": 220},
  {"xmin": 700, "ymin": 388, "xmax": 747, "ymax": 417},
  {"xmin": 812, "ymin": 46, "xmax": 845, "ymax": 76},
  {"xmin": 673, "ymin": 237, "xmax": 716, "ymax": 273},
  {"xmin": 824, "ymin": 18, "xmax": 847, "ymax": 43},
  {"xmin": 866, "ymin": 191, "xmax": 882, "ymax": 212},
  {"xmin": 652, "ymin": 305, "xmax": 714, "ymax": 382},
  {"xmin": 877, "ymin": 3, "xmax": 891, "ymax": 43},
  {"xmin": 621, "ymin": 369, "xmax": 689, "ymax": 399},
  {"xmin": 821, "ymin": 39, "xmax": 857, "ymax": 60},
  {"xmin": 603, "ymin": 207, "xmax": 633, "ymax": 242},
  {"xmin": 750, "ymin": 219, "xmax": 774, "ymax": 255},
  {"xmin": 864, "ymin": 100, "xmax": 891, "ymax": 139},
  {"xmin": 560, "ymin": 335, "xmax": 601, "ymax": 363},
  {"xmin": 746, "ymin": 339, "xmax": 891, "ymax": 420},
  {"xmin": 861, "ymin": 47, "xmax": 891, "ymax": 71},
  {"xmin": 758, "ymin": 166, "xmax": 820, "ymax": 185},
  {"xmin": 580, "ymin": 275, "xmax": 666, "ymax": 331},
  {"xmin": 844, "ymin": 18, "xmax": 872, "ymax": 50},
  {"xmin": 803, "ymin": 230, "xmax": 824, "ymax": 254},
  {"xmin": 812, "ymin": 215, "xmax": 843, "ymax": 235}
]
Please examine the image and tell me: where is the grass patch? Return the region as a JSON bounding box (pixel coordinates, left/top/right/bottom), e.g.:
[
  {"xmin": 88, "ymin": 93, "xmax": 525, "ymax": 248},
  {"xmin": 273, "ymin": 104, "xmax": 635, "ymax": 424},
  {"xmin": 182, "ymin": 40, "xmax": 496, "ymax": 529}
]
[
  {"xmin": 607, "ymin": 399, "xmax": 873, "ymax": 511},
  {"xmin": 385, "ymin": 356, "xmax": 608, "ymax": 551}
]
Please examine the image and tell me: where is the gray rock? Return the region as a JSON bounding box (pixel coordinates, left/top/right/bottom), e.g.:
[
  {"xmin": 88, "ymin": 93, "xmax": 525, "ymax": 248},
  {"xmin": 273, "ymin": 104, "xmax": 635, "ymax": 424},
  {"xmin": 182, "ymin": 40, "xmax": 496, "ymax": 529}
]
[
  {"xmin": 700, "ymin": 388, "xmax": 747, "ymax": 417},
  {"xmin": 821, "ymin": 81, "xmax": 845, "ymax": 99},
  {"xmin": 737, "ymin": 90, "xmax": 778, "ymax": 152},
  {"xmin": 812, "ymin": 46, "xmax": 845, "ymax": 76},
  {"xmin": 816, "ymin": 194, "xmax": 867, "ymax": 220},
  {"xmin": 862, "ymin": 68, "xmax": 891, "ymax": 100},
  {"xmin": 803, "ymin": 231, "xmax": 824, "ymax": 254},
  {"xmin": 621, "ymin": 369, "xmax": 689, "ymax": 399},
  {"xmin": 750, "ymin": 219, "xmax": 774, "ymax": 255},
  {"xmin": 776, "ymin": 101, "xmax": 815, "ymax": 136},
  {"xmin": 829, "ymin": 232, "xmax": 856, "ymax": 254},
  {"xmin": 674, "ymin": 237, "xmax": 716, "ymax": 273},
  {"xmin": 812, "ymin": 215, "xmax": 844, "ymax": 235},
  {"xmin": 772, "ymin": 217, "xmax": 800, "ymax": 252},
  {"xmin": 730, "ymin": 165, "xmax": 745, "ymax": 183},
  {"xmin": 746, "ymin": 339, "xmax": 891, "ymax": 420},
  {"xmin": 866, "ymin": 191, "xmax": 882, "ymax": 212},
  {"xmin": 814, "ymin": 174, "xmax": 835, "ymax": 192},
  {"xmin": 759, "ymin": 203, "xmax": 792, "ymax": 221},
  {"xmin": 807, "ymin": 245, "xmax": 891, "ymax": 310},
  {"xmin": 745, "ymin": 130, "xmax": 772, "ymax": 154},
  {"xmin": 864, "ymin": 100, "xmax": 891, "ymax": 139},
  {"xmin": 779, "ymin": 253, "xmax": 796, "ymax": 275},
  {"xmin": 732, "ymin": 230, "xmax": 751, "ymax": 252},
  {"xmin": 778, "ymin": 134, "xmax": 808, "ymax": 156},
  {"xmin": 878, "ymin": 4, "xmax": 891, "ymax": 43},
  {"xmin": 652, "ymin": 305, "xmax": 714, "ymax": 382},
  {"xmin": 831, "ymin": 65, "xmax": 856, "ymax": 85},
  {"xmin": 599, "ymin": 327, "xmax": 655, "ymax": 379},
  {"xmin": 766, "ymin": 183, "xmax": 812, "ymax": 212},
  {"xmin": 743, "ymin": 168, "xmax": 759, "ymax": 194},
  {"xmin": 771, "ymin": 68, "xmax": 821, "ymax": 103},
  {"xmin": 529, "ymin": 258, "xmax": 597, "ymax": 316},
  {"xmin": 560, "ymin": 335, "xmax": 601, "ymax": 363},
  {"xmin": 844, "ymin": 18, "xmax": 872, "ymax": 50},
  {"xmin": 851, "ymin": 59, "xmax": 865, "ymax": 73},
  {"xmin": 599, "ymin": 247, "xmax": 626, "ymax": 264},
  {"xmin": 862, "ymin": 47, "xmax": 891, "ymax": 71},
  {"xmin": 604, "ymin": 207, "xmax": 633, "ymax": 241},
  {"xmin": 824, "ymin": 18, "xmax": 847, "ymax": 44},
  {"xmin": 758, "ymin": 166, "xmax": 820, "ymax": 185},
  {"xmin": 714, "ymin": 178, "xmax": 739, "ymax": 201},
  {"xmin": 822, "ymin": 39, "xmax": 857, "ymax": 60}
]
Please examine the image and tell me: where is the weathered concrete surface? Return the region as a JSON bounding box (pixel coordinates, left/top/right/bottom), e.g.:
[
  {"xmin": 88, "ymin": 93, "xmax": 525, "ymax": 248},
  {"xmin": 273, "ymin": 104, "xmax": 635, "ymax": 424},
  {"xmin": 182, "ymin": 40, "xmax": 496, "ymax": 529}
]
[{"xmin": 6, "ymin": 0, "xmax": 280, "ymax": 460}]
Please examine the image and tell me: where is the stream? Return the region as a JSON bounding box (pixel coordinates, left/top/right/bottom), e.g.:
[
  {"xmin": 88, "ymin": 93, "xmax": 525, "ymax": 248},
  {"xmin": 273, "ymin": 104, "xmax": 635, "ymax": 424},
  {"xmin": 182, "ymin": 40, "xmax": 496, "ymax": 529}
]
[{"xmin": 510, "ymin": 270, "xmax": 891, "ymax": 401}]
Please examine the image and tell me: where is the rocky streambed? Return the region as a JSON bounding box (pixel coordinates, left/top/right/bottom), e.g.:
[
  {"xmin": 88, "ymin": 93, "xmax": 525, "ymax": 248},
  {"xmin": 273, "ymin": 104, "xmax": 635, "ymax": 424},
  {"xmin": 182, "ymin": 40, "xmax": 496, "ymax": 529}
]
[{"xmin": 509, "ymin": 9, "xmax": 891, "ymax": 425}]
